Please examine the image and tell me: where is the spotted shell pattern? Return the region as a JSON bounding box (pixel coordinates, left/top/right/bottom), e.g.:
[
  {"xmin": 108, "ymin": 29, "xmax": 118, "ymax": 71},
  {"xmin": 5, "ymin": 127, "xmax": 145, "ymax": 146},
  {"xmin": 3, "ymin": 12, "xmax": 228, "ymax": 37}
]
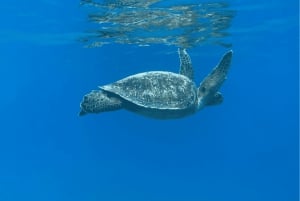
[{"xmin": 100, "ymin": 71, "xmax": 197, "ymax": 110}]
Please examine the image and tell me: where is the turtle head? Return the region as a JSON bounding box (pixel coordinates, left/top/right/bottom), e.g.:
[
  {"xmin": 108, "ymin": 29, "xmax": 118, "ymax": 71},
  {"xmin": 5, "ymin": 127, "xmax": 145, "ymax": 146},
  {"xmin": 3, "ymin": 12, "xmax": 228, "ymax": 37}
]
[
  {"xmin": 79, "ymin": 90, "xmax": 123, "ymax": 116},
  {"xmin": 197, "ymin": 91, "xmax": 223, "ymax": 109},
  {"xmin": 196, "ymin": 50, "xmax": 232, "ymax": 110},
  {"xmin": 196, "ymin": 84, "xmax": 224, "ymax": 110}
]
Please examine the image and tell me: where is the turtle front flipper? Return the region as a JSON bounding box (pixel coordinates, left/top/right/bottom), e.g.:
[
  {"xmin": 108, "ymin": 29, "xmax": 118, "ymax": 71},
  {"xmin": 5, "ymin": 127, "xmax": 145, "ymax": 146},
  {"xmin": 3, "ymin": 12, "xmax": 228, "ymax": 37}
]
[
  {"xmin": 178, "ymin": 48, "xmax": 194, "ymax": 80},
  {"xmin": 209, "ymin": 50, "xmax": 233, "ymax": 81},
  {"xmin": 197, "ymin": 50, "xmax": 233, "ymax": 107},
  {"xmin": 79, "ymin": 90, "xmax": 123, "ymax": 116}
]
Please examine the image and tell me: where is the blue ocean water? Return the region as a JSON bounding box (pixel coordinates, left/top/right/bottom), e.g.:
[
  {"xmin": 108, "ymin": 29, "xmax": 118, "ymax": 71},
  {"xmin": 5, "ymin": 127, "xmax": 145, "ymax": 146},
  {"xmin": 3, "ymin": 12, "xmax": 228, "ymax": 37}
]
[{"xmin": 0, "ymin": 0, "xmax": 298, "ymax": 200}]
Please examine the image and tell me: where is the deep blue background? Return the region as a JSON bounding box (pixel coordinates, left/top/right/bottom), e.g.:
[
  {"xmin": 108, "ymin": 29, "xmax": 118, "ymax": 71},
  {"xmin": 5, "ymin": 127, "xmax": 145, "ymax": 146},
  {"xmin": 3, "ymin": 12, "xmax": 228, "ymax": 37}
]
[{"xmin": 0, "ymin": 0, "xmax": 298, "ymax": 201}]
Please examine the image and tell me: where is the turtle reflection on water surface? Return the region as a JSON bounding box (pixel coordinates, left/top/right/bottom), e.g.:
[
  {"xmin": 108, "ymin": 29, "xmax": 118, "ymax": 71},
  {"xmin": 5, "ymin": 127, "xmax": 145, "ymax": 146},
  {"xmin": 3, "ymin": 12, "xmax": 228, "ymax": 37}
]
[{"xmin": 79, "ymin": 49, "xmax": 233, "ymax": 119}]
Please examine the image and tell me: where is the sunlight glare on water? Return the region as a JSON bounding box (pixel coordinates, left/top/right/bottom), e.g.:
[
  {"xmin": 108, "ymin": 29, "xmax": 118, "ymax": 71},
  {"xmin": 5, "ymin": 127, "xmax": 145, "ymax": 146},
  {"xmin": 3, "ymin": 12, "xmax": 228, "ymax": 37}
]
[{"xmin": 80, "ymin": 0, "xmax": 236, "ymax": 48}]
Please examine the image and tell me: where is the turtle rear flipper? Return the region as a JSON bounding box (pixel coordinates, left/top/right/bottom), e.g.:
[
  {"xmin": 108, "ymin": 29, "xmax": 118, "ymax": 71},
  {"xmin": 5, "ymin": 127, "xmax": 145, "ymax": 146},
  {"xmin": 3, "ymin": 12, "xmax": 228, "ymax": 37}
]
[{"xmin": 79, "ymin": 90, "xmax": 123, "ymax": 116}]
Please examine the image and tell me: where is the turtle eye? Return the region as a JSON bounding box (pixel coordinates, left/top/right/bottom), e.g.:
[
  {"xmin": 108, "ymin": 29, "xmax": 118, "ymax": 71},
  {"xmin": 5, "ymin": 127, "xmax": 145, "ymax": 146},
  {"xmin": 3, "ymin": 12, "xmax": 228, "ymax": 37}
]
[{"xmin": 201, "ymin": 87, "xmax": 206, "ymax": 93}]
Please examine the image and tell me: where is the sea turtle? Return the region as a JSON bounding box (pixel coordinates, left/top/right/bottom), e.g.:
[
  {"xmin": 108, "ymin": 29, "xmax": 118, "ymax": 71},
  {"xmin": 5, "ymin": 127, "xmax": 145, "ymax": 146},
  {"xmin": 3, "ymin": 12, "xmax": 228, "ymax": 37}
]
[{"xmin": 79, "ymin": 48, "xmax": 233, "ymax": 119}]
